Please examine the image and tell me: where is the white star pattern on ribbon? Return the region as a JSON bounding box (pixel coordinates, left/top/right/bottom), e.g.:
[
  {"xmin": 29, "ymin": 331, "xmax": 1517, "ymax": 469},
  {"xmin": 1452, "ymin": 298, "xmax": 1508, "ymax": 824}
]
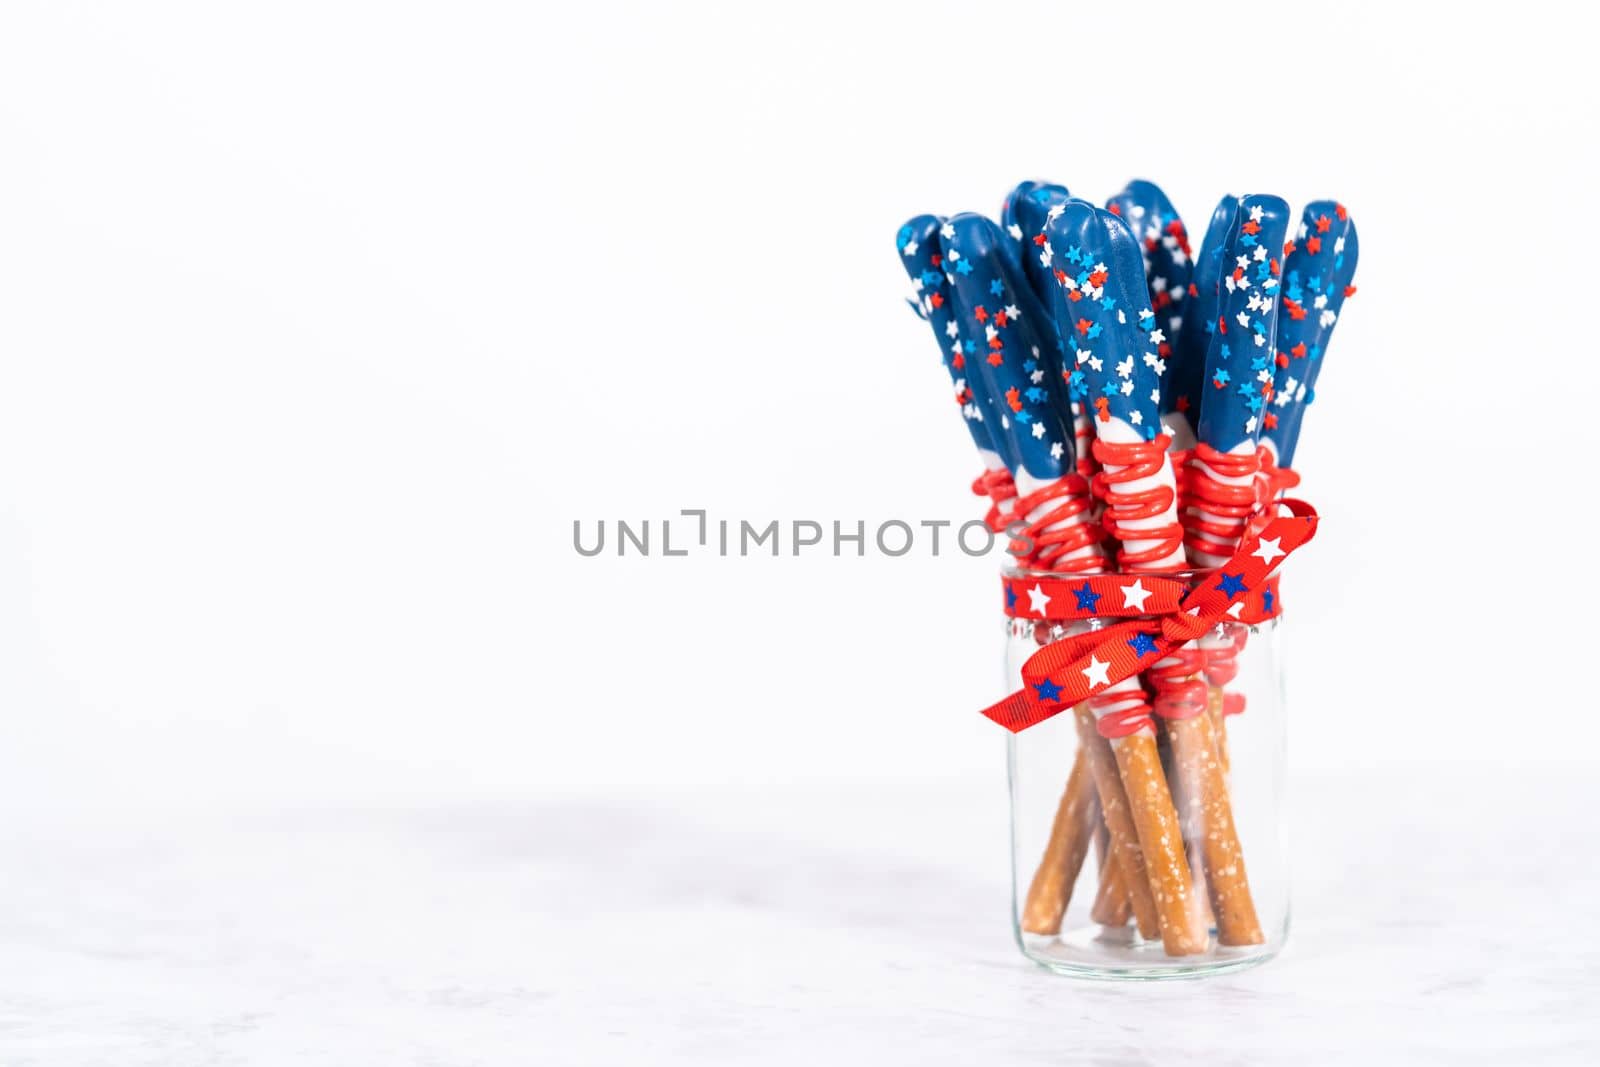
[
  {"xmin": 1082, "ymin": 656, "xmax": 1111, "ymax": 689},
  {"xmin": 1252, "ymin": 536, "xmax": 1285, "ymax": 565},
  {"xmin": 1120, "ymin": 579, "xmax": 1152, "ymax": 611},
  {"xmin": 1027, "ymin": 585, "xmax": 1051, "ymax": 614}
]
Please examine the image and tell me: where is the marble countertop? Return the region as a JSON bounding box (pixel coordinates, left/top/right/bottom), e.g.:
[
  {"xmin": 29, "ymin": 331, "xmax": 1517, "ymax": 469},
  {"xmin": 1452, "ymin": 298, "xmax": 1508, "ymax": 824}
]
[{"xmin": 2, "ymin": 769, "xmax": 1594, "ymax": 1065}]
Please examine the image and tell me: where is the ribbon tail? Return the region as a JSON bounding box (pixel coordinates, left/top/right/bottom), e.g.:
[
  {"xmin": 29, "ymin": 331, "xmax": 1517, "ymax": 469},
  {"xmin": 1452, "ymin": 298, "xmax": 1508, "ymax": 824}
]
[{"xmin": 980, "ymin": 688, "xmax": 1071, "ymax": 734}]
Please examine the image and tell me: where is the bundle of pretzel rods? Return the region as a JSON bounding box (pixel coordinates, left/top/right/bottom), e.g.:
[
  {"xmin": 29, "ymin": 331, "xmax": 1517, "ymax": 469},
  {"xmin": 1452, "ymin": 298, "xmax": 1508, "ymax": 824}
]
[{"xmin": 896, "ymin": 180, "xmax": 1359, "ymax": 954}]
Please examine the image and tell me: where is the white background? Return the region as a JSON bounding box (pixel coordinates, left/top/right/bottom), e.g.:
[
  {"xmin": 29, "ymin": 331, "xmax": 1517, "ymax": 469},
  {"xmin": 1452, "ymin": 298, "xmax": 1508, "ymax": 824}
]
[
  {"xmin": 4, "ymin": 4, "xmax": 1599, "ymax": 1063},
  {"xmin": 1, "ymin": 1, "xmax": 1593, "ymax": 807}
]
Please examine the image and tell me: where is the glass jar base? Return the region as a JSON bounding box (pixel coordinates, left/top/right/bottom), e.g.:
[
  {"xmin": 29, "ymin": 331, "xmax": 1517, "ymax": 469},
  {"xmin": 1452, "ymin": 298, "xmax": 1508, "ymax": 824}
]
[{"xmin": 1017, "ymin": 927, "xmax": 1283, "ymax": 981}]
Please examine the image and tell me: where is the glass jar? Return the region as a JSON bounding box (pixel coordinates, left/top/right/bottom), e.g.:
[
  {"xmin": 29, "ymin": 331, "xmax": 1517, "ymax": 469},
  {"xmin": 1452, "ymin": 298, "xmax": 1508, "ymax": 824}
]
[{"xmin": 1003, "ymin": 569, "xmax": 1288, "ymax": 979}]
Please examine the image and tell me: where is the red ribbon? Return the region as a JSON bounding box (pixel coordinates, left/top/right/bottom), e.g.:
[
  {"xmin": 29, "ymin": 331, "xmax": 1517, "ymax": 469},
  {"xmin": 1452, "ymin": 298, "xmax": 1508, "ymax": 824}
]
[
  {"xmin": 980, "ymin": 499, "xmax": 1318, "ymax": 733},
  {"xmin": 1003, "ymin": 572, "xmax": 1284, "ymax": 625}
]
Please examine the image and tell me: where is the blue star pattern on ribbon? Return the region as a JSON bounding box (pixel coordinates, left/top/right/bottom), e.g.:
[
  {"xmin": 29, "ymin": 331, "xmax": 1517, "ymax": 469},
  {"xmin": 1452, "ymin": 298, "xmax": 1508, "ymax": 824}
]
[
  {"xmin": 1072, "ymin": 581, "xmax": 1102, "ymax": 613},
  {"xmin": 1032, "ymin": 677, "xmax": 1063, "ymax": 702}
]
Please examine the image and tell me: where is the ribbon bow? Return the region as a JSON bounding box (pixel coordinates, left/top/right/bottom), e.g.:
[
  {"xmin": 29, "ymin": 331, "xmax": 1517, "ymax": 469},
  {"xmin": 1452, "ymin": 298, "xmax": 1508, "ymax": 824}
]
[{"xmin": 980, "ymin": 499, "xmax": 1318, "ymax": 732}]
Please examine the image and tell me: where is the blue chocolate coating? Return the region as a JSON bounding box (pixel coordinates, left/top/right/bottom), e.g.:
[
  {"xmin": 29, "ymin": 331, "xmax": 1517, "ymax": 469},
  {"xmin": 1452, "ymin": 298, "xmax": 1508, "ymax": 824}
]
[
  {"xmin": 1261, "ymin": 200, "xmax": 1360, "ymax": 467},
  {"xmin": 1195, "ymin": 194, "xmax": 1292, "ymax": 452},
  {"xmin": 1106, "ymin": 180, "xmax": 1192, "ymax": 411},
  {"xmin": 943, "ymin": 213, "xmax": 1075, "ymax": 480},
  {"xmin": 1006, "ymin": 181, "xmax": 1074, "ymax": 318},
  {"xmin": 1169, "ymin": 195, "xmax": 1239, "ymax": 425},
  {"xmin": 896, "ymin": 214, "xmax": 1002, "ymax": 458},
  {"xmin": 1040, "ymin": 200, "xmax": 1167, "ymax": 441},
  {"xmin": 999, "ymin": 180, "xmax": 1042, "ymax": 275}
]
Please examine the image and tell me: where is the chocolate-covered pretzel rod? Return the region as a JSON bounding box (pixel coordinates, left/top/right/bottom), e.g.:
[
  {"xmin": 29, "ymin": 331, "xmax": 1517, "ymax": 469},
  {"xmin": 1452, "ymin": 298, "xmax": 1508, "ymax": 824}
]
[
  {"xmin": 897, "ymin": 215, "xmax": 1018, "ymax": 516},
  {"xmin": 1263, "ymin": 201, "xmax": 1361, "ymax": 469},
  {"xmin": 1005, "ymin": 181, "xmax": 1106, "ymax": 485},
  {"xmin": 940, "ymin": 214, "xmax": 1110, "ymax": 934},
  {"xmin": 1151, "ymin": 194, "xmax": 1293, "ymax": 946},
  {"xmin": 1164, "ymin": 195, "xmax": 1239, "ymax": 449},
  {"xmin": 1040, "ymin": 199, "xmax": 1205, "ymax": 955}
]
